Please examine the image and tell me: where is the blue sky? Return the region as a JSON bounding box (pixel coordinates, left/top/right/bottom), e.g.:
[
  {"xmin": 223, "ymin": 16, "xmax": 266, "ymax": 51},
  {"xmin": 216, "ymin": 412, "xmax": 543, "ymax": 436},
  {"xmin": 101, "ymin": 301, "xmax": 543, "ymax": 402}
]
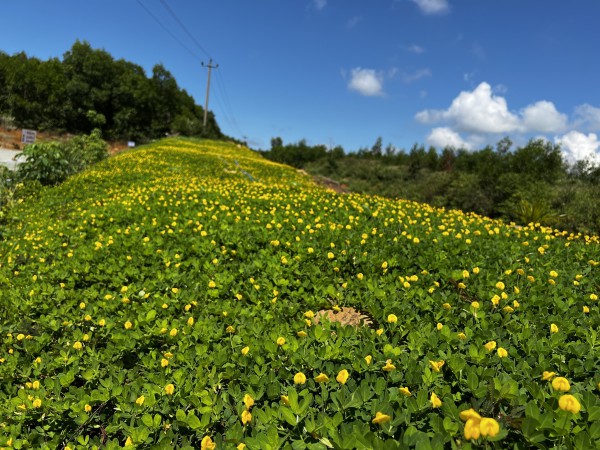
[{"xmin": 1, "ymin": 0, "xmax": 600, "ymax": 162}]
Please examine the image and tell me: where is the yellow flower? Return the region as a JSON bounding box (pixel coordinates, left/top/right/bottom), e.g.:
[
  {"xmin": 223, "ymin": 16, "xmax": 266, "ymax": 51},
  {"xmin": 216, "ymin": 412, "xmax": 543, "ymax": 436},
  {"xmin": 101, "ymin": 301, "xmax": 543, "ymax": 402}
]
[
  {"xmin": 383, "ymin": 359, "xmax": 396, "ymax": 372},
  {"xmin": 372, "ymin": 412, "xmax": 391, "ymax": 425},
  {"xmin": 304, "ymin": 310, "xmax": 315, "ymax": 319},
  {"xmin": 241, "ymin": 346, "xmax": 250, "ymax": 355},
  {"xmin": 161, "ymin": 358, "xmax": 169, "ymax": 367},
  {"xmin": 136, "ymin": 395, "xmax": 145, "ymax": 406},
  {"xmin": 169, "ymin": 328, "xmax": 178, "ymax": 337},
  {"xmin": 442, "ymin": 303, "xmax": 452, "ymax": 310},
  {"xmin": 491, "ymin": 295, "xmax": 500, "ymax": 306},
  {"xmin": 399, "ymin": 387, "xmax": 412, "ymax": 397},
  {"xmin": 244, "ymin": 394, "xmax": 254, "ymax": 409},
  {"xmin": 280, "ymin": 395, "xmax": 290, "ymax": 406},
  {"xmin": 429, "ymin": 360, "xmax": 445, "ymax": 372},
  {"xmin": 364, "ymin": 355, "xmax": 372, "ymax": 365},
  {"xmin": 357, "ymin": 273, "xmax": 364, "ymax": 280},
  {"xmin": 327, "ymin": 252, "xmax": 335, "ymax": 259},
  {"xmin": 241, "ymin": 409, "xmax": 252, "ymax": 425},
  {"xmin": 471, "ymin": 301, "xmax": 480, "ymax": 309},
  {"xmin": 462, "ymin": 270, "xmax": 470, "ymax": 278},
  {"xmin": 376, "ymin": 328, "xmax": 384, "ymax": 336},
  {"xmin": 276, "ymin": 337, "xmax": 286, "ymax": 346},
  {"xmin": 336, "ymin": 369, "xmax": 349, "ymax": 385},
  {"xmin": 314, "ymin": 373, "xmax": 329, "ymax": 383},
  {"xmin": 294, "ymin": 372, "xmax": 307, "ymax": 385},
  {"xmin": 591, "ymin": 293, "xmax": 598, "ymax": 301},
  {"xmin": 484, "ymin": 341, "xmax": 497, "ymax": 351},
  {"xmin": 430, "ymin": 392, "xmax": 442, "ymax": 408},
  {"xmin": 459, "ymin": 408, "xmax": 481, "ymax": 422},
  {"xmin": 387, "ymin": 314, "xmax": 398, "ymax": 323},
  {"xmin": 124, "ymin": 321, "xmax": 132, "ymax": 330},
  {"xmin": 201, "ymin": 436, "xmax": 217, "ymax": 450},
  {"xmin": 165, "ymin": 384, "xmax": 175, "ymax": 395},
  {"xmin": 497, "ymin": 347, "xmax": 508, "ymax": 358},
  {"xmin": 32, "ymin": 380, "xmax": 40, "ymax": 390},
  {"xmin": 85, "ymin": 404, "xmax": 92, "ymax": 412},
  {"xmin": 558, "ymin": 394, "xmax": 581, "ymax": 414},
  {"xmin": 98, "ymin": 319, "xmax": 106, "ymax": 326},
  {"xmin": 552, "ymin": 377, "xmax": 571, "ymax": 392},
  {"xmin": 496, "ymin": 281, "xmax": 505, "ymax": 290},
  {"xmin": 457, "ymin": 332, "xmax": 467, "ymax": 340},
  {"xmin": 479, "ymin": 418, "xmax": 500, "ymax": 437},
  {"xmin": 32, "ymin": 398, "xmax": 42, "ymax": 408},
  {"xmin": 381, "ymin": 261, "xmax": 388, "ymax": 269},
  {"xmin": 542, "ymin": 371, "xmax": 556, "ymax": 380},
  {"xmin": 187, "ymin": 317, "xmax": 194, "ymax": 327},
  {"xmin": 208, "ymin": 281, "xmax": 216, "ymax": 289},
  {"xmin": 550, "ymin": 323, "xmax": 559, "ymax": 334},
  {"xmin": 473, "ymin": 267, "xmax": 480, "ymax": 274},
  {"xmin": 503, "ymin": 306, "xmax": 514, "ymax": 313},
  {"xmin": 458, "ymin": 282, "xmax": 466, "ymax": 289},
  {"xmin": 73, "ymin": 341, "xmax": 83, "ymax": 350},
  {"xmin": 297, "ymin": 331, "xmax": 307, "ymax": 338},
  {"xmin": 436, "ymin": 323, "xmax": 443, "ymax": 331},
  {"xmin": 237, "ymin": 444, "xmax": 246, "ymax": 450},
  {"xmin": 125, "ymin": 437, "xmax": 134, "ymax": 447},
  {"xmin": 583, "ymin": 306, "xmax": 590, "ymax": 313},
  {"xmin": 226, "ymin": 325, "xmax": 235, "ymax": 333},
  {"xmin": 549, "ymin": 270, "xmax": 558, "ymax": 278}
]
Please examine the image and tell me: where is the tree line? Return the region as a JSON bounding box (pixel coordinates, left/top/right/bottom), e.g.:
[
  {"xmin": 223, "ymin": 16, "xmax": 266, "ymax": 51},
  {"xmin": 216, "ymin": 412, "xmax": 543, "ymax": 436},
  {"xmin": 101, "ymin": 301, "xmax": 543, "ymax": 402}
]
[
  {"xmin": 260, "ymin": 136, "xmax": 600, "ymax": 235},
  {"xmin": 0, "ymin": 40, "xmax": 224, "ymax": 141}
]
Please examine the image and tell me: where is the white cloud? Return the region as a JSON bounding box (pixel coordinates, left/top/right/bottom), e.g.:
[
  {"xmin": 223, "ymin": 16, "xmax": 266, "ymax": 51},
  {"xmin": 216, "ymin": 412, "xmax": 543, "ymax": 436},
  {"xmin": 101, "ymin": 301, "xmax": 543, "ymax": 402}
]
[
  {"xmin": 521, "ymin": 101, "xmax": 568, "ymax": 133},
  {"xmin": 555, "ymin": 131, "xmax": 600, "ymax": 165},
  {"xmin": 346, "ymin": 16, "xmax": 362, "ymax": 28},
  {"xmin": 574, "ymin": 104, "xmax": 600, "ymax": 131},
  {"xmin": 348, "ymin": 68, "xmax": 384, "ymax": 97},
  {"xmin": 407, "ymin": 44, "xmax": 425, "ymax": 54},
  {"xmin": 411, "ymin": 0, "xmax": 449, "ymax": 15},
  {"xmin": 401, "ymin": 68, "xmax": 432, "ymax": 83},
  {"xmin": 416, "ymin": 82, "xmax": 520, "ymax": 133},
  {"xmin": 426, "ymin": 127, "xmax": 472, "ymax": 149},
  {"xmin": 313, "ymin": 0, "xmax": 327, "ymax": 10}
]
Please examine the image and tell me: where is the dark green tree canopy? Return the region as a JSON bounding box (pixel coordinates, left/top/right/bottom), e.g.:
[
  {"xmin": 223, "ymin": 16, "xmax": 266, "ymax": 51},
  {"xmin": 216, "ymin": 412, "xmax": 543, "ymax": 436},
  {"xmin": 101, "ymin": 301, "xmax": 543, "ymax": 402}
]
[{"xmin": 0, "ymin": 40, "xmax": 225, "ymax": 141}]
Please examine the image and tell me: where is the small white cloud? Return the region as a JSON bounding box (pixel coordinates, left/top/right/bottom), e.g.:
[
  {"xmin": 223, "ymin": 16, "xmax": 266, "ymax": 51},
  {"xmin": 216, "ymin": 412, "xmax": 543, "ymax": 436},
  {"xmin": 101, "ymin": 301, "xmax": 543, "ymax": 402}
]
[
  {"xmin": 521, "ymin": 101, "xmax": 568, "ymax": 133},
  {"xmin": 411, "ymin": 0, "xmax": 449, "ymax": 15},
  {"xmin": 346, "ymin": 16, "xmax": 362, "ymax": 28},
  {"xmin": 493, "ymin": 84, "xmax": 508, "ymax": 95},
  {"xmin": 574, "ymin": 104, "xmax": 600, "ymax": 131},
  {"xmin": 555, "ymin": 131, "xmax": 600, "ymax": 165},
  {"xmin": 401, "ymin": 68, "xmax": 432, "ymax": 83},
  {"xmin": 407, "ymin": 44, "xmax": 425, "ymax": 54},
  {"xmin": 348, "ymin": 68, "xmax": 384, "ymax": 97},
  {"xmin": 426, "ymin": 127, "xmax": 471, "ymax": 149},
  {"xmin": 313, "ymin": 0, "xmax": 327, "ymax": 10}
]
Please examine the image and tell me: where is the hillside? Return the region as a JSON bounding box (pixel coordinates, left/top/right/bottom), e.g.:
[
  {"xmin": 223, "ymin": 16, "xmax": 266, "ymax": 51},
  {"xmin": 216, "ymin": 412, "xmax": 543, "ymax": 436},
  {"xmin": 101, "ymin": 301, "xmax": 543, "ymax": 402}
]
[{"xmin": 0, "ymin": 139, "xmax": 599, "ymax": 449}]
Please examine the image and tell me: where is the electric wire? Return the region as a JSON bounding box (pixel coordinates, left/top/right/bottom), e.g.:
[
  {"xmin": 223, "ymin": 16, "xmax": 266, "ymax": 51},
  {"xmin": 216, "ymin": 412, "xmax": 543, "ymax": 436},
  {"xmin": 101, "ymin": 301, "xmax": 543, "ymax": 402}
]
[
  {"xmin": 134, "ymin": 0, "xmax": 202, "ymax": 61},
  {"xmin": 159, "ymin": 0, "xmax": 212, "ymax": 59},
  {"xmin": 135, "ymin": 0, "xmax": 246, "ymax": 141}
]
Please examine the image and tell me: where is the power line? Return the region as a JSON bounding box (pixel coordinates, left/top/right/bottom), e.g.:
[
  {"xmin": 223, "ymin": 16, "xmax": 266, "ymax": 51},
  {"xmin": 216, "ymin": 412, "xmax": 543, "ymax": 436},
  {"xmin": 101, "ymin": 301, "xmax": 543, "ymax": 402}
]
[
  {"xmin": 134, "ymin": 0, "xmax": 202, "ymax": 61},
  {"xmin": 159, "ymin": 0, "xmax": 212, "ymax": 59}
]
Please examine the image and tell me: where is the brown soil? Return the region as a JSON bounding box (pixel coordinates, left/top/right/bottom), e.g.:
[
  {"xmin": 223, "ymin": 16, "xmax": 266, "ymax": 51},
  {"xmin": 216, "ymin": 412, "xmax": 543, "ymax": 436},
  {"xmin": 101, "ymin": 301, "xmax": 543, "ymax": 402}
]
[
  {"xmin": 0, "ymin": 126, "xmax": 128, "ymax": 155},
  {"xmin": 313, "ymin": 307, "xmax": 373, "ymax": 328}
]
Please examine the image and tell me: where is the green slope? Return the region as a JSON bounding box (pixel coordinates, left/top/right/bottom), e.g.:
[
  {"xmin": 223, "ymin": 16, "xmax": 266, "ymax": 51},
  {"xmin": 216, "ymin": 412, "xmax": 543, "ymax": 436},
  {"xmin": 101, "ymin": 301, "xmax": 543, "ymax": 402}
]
[{"xmin": 0, "ymin": 138, "xmax": 599, "ymax": 449}]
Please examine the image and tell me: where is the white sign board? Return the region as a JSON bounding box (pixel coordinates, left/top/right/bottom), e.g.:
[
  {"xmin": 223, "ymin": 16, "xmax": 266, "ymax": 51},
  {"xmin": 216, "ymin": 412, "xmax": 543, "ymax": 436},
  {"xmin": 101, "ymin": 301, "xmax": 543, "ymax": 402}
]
[{"xmin": 21, "ymin": 129, "xmax": 37, "ymax": 144}]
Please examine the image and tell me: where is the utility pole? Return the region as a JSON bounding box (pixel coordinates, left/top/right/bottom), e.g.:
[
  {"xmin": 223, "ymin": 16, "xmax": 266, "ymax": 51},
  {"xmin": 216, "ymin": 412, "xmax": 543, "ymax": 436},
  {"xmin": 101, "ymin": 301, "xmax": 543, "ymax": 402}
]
[{"xmin": 201, "ymin": 59, "xmax": 218, "ymax": 129}]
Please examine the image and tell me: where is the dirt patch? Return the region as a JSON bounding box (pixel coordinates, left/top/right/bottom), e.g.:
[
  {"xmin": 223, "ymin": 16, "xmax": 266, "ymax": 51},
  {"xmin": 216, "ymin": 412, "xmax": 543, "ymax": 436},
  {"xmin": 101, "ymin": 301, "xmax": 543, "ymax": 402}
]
[
  {"xmin": 313, "ymin": 175, "xmax": 350, "ymax": 194},
  {"xmin": 313, "ymin": 307, "xmax": 373, "ymax": 328}
]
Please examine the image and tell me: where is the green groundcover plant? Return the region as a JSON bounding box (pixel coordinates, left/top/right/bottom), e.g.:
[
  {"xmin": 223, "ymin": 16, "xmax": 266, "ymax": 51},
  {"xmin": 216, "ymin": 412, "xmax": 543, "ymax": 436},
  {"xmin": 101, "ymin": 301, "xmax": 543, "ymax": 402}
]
[{"xmin": 0, "ymin": 138, "xmax": 598, "ymax": 449}]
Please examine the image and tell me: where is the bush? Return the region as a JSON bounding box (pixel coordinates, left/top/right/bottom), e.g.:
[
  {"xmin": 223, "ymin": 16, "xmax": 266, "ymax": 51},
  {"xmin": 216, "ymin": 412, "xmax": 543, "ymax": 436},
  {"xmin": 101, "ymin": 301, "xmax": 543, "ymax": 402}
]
[{"xmin": 16, "ymin": 129, "xmax": 107, "ymax": 185}]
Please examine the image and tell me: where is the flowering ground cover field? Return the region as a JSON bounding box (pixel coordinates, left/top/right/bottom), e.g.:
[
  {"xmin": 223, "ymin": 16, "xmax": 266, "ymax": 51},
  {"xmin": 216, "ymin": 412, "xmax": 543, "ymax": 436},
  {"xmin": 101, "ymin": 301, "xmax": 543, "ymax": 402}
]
[{"xmin": 0, "ymin": 138, "xmax": 599, "ymax": 449}]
